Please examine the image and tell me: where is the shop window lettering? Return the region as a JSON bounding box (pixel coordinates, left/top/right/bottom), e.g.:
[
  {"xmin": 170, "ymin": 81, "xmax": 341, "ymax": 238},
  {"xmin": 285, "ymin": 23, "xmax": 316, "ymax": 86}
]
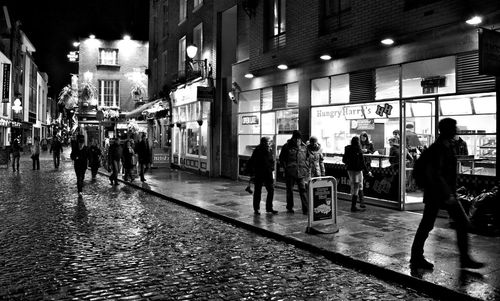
[
  {"xmin": 376, "ymin": 103, "xmax": 393, "ymax": 117},
  {"xmin": 315, "ymin": 106, "xmax": 373, "ymax": 119}
]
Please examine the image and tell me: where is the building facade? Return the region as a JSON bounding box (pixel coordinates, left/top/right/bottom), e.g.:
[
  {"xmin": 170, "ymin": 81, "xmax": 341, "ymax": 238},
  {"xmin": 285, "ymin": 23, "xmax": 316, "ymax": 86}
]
[
  {"xmin": 75, "ymin": 36, "xmax": 149, "ymax": 145},
  {"xmin": 150, "ymin": 0, "xmax": 499, "ymax": 210}
]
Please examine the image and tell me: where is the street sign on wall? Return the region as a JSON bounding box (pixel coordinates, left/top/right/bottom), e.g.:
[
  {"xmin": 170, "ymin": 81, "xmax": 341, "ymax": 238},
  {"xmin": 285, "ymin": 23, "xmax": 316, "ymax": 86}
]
[
  {"xmin": 479, "ymin": 28, "xmax": 500, "ymax": 76},
  {"xmin": 2, "ymin": 63, "xmax": 10, "ymax": 103}
]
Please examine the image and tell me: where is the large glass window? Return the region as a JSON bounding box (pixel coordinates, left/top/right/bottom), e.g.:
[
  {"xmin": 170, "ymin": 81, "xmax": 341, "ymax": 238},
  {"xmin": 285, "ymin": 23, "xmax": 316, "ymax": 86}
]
[
  {"xmin": 287, "ymin": 83, "xmax": 299, "ymax": 107},
  {"xmin": 178, "ymin": 36, "xmax": 186, "ymax": 72},
  {"xmin": 179, "ymin": 0, "xmax": 187, "ymax": 23},
  {"xmin": 376, "ymin": 65, "xmax": 400, "ymax": 99},
  {"xmin": 238, "ymin": 90, "xmax": 260, "ymax": 113},
  {"xmin": 98, "ymin": 80, "xmax": 119, "ymax": 107},
  {"xmin": 402, "ymin": 56, "xmax": 456, "ymax": 97},
  {"xmin": 193, "ymin": 23, "xmax": 203, "ymax": 62},
  {"xmin": 311, "ymin": 74, "xmax": 349, "ymax": 106}
]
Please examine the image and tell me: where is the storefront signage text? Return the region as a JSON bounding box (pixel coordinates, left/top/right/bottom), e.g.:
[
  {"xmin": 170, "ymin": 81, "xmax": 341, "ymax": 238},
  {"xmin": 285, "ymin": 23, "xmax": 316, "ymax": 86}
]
[
  {"xmin": 2, "ymin": 63, "xmax": 10, "ymax": 103},
  {"xmin": 376, "ymin": 103, "xmax": 393, "ymax": 117},
  {"xmin": 479, "ymin": 28, "xmax": 500, "ymax": 76},
  {"xmin": 242, "ymin": 115, "xmax": 259, "ymax": 125},
  {"xmin": 315, "ymin": 102, "xmax": 396, "ymax": 120}
]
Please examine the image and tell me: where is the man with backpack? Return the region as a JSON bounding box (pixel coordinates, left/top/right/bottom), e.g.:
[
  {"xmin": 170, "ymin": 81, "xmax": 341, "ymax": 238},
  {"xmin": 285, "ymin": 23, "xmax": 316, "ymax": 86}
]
[{"xmin": 410, "ymin": 118, "xmax": 485, "ymax": 270}]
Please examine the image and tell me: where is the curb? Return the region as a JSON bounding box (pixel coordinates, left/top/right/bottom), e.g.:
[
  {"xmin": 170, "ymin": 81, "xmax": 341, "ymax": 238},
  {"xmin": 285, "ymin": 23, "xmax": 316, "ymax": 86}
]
[{"xmin": 99, "ymin": 171, "xmax": 483, "ymax": 301}]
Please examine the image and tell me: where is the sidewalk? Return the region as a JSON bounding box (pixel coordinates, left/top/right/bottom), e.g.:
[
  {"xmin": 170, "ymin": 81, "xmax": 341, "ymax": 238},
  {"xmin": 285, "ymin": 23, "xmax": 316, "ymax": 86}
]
[{"xmin": 97, "ymin": 165, "xmax": 499, "ymax": 301}]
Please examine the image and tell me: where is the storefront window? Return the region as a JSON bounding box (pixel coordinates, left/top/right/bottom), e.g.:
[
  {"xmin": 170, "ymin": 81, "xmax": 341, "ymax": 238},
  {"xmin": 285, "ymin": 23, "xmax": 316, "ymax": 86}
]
[
  {"xmin": 402, "ymin": 56, "xmax": 456, "ymax": 97},
  {"xmin": 261, "ymin": 112, "xmax": 276, "ymax": 135},
  {"xmin": 187, "ymin": 121, "xmax": 199, "ymax": 156},
  {"xmin": 376, "ymin": 65, "xmax": 400, "ymax": 100},
  {"xmin": 200, "ymin": 121, "xmax": 208, "ymax": 157},
  {"xmin": 239, "ymin": 135, "xmax": 260, "ymax": 156},
  {"xmin": 287, "ymin": 83, "xmax": 299, "ymax": 107},
  {"xmin": 311, "ymin": 77, "xmax": 329, "ymax": 106},
  {"xmin": 262, "ymin": 88, "xmax": 273, "ymax": 111},
  {"xmin": 331, "ymin": 74, "xmax": 349, "ymax": 104},
  {"xmin": 238, "ymin": 90, "xmax": 260, "ymax": 113},
  {"xmin": 238, "ymin": 113, "xmax": 260, "ymax": 134},
  {"xmin": 277, "ymin": 109, "xmax": 298, "ymax": 134}
]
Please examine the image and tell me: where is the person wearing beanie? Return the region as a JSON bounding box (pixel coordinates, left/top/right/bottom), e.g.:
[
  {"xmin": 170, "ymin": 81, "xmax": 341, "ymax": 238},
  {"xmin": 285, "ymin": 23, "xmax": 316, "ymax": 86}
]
[
  {"xmin": 279, "ymin": 130, "xmax": 309, "ymax": 214},
  {"xmin": 410, "ymin": 118, "xmax": 485, "ymax": 270}
]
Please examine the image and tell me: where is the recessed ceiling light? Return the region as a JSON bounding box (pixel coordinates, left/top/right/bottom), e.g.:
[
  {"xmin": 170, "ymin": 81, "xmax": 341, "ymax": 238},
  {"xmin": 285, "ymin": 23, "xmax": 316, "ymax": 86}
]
[
  {"xmin": 320, "ymin": 54, "xmax": 332, "ymax": 60},
  {"xmin": 277, "ymin": 64, "xmax": 288, "ymax": 70},
  {"xmin": 244, "ymin": 73, "xmax": 254, "ymax": 79},
  {"xmin": 466, "ymin": 16, "xmax": 482, "ymax": 25},
  {"xmin": 381, "ymin": 38, "xmax": 394, "ymax": 45}
]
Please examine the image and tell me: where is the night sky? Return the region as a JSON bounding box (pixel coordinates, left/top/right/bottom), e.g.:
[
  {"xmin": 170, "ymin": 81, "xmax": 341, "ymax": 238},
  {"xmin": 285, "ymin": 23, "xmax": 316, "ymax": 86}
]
[{"xmin": 3, "ymin": 0, "xmax": 149, "ymax": 99}]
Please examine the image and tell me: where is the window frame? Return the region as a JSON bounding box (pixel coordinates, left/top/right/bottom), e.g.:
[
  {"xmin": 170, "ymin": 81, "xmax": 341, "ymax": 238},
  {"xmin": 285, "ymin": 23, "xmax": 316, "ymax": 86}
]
[
  {"xmin": 193, "ymin": 23, "xmax": 203, "ymax": 62},
  {"xmin": 98, "ymin": 48, "xmax": 119, "ymax": 66},
  {"xmin": 98, "ymin": 80, "xmax": 120, "ymax": 107},
  {"xmin": 178, "ymin": 36, "xmax": 186, "ymax": 72},
  {"xmin": 179, "ymin": 0, "xmax": 187, "ymax": 24}
]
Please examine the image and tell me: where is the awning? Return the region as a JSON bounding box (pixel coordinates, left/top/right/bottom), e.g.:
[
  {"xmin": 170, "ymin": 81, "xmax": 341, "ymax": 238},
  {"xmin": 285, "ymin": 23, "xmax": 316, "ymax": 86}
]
[{"xmin": 124, "ymin": 99, "xmax": 161, "ymax": 118}]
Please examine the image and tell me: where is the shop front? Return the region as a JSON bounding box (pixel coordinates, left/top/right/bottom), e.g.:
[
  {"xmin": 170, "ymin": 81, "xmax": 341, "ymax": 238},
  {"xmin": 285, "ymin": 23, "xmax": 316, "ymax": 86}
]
[
  {"xmin": 170, "ymin": 79, "xmax": 213, "ymax": 175},
  {"xmin": 235, "ymin": 52, "xmax": 496, "ymax": 211},
  {"xmin": 0, "ymin": 117, "xmax": 12, "ymax": 146}
]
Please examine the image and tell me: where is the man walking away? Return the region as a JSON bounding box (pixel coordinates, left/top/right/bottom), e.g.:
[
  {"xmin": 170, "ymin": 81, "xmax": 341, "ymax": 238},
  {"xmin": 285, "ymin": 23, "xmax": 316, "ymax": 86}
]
[
  {"xmin": 279, "ymin": 130, "xmax": 309, "ymax": 214},
  {"xmin": 410, "ymin": 118, "xmax": 485, "ymax": 270},
  {"xmin": 70, "ymin": 135, "xmax": 89, "ymax": 198},
  {"xmin": 50, "ymin": 135, "xmax": 64, "ymax": 168},
  {"xmin": 88, "ymin": 139, "xmax": 102, "ymax": 181},
  {"xmin": 135, "ymin": 133, "xmax": 150, "ymax": 182},
  {"xmin": 11, "ymin": 139, "xmax": 21, "ymax": 172},
  {"xmin": 247, "ymin": 136, "xmax": 277, "ymax": 215},
  {"xmin": 108, "ymin": 138, "xmax": 122, "ymax": 185}
]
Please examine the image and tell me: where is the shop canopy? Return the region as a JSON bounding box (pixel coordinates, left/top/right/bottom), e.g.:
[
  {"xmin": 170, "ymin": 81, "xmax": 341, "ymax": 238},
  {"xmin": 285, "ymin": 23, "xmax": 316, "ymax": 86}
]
[{"xmin": 124, "ymin": 99, "xmax": 161, "ymax": 118}]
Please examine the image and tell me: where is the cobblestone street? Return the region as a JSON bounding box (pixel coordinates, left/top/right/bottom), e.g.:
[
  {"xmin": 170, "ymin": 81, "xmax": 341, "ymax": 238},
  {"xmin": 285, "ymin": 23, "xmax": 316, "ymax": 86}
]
[{"xmin": 0, "ymin": 157, "xmax": 436, "ymax": 300}]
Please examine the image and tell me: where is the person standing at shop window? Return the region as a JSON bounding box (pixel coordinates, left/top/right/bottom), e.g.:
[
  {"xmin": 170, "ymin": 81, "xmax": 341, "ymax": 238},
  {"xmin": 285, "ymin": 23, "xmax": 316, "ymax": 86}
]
[
  {"xmin": 343, "ymin": 136, "xmax": 372, "ymax": 211},
  {"xmin": 247, "ymin": 136, "xmax": 277, "ymax": 215},
  {"xmin": 279, "ymin": 130, "xmax": 309, "ymax": 214},
  {"xmin": 410, "ymin": 118, "xmax": 485, "ymax": 270},
  {"xmin": 135, "ymin": 133, "xmax": 150, "ymax": 182},
  {"xmin": 31, "ymin": 137, "xmax": 41, "ymax": 170}
]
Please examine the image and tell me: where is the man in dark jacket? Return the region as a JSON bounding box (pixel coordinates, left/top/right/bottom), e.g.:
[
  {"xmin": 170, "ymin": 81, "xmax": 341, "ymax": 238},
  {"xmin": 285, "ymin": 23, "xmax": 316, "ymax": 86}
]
[
  {"xmin": 247, "ymin": 136, "xmax": 277, "ymax": 215},
  {"xmin": 410, "ymin": 118, "xmax": 485, "ymax": 270},
  {"xmin": 70, "ymin": 135, "xmax": 89, "ymax": 197},
  {"xmin": 135, "ymin": 133, "xmax": 150, "ymax": 182},
  {"xmin": 50, "ymin": 135, "xmax": 64, "ymax": 168},
  {"xmin": 107, "ymin": 138, "xmax": 122, "ymax": 185},
  {"xmin": 279, "ymin": 130, "xmax": 309, "ymax": 214}
]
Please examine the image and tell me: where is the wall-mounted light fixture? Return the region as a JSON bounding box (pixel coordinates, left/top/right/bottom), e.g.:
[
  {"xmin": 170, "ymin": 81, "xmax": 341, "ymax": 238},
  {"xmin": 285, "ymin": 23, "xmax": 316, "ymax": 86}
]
[
  {"xmin": 320, "ymin": 54, "xmax": 332, "ymax": 60},
  {"xmin": 73, "ymin": 41, "xmax": 80, "ymax": 47},
  {"xmin": 89, "ymin": 34, "xmax": 95, "ymax": 39},
  {"xmin": 381, "ymin": 38, "xmax": 394, "ymax": 45},
  {"xmin": 123, "ymin": 34, "xmax": 131, "ymax": 40},
  {"xmin": 277, "ymin": 64, "xmax": 288, "ymax": 70},
  {"xmin": 185, "ymin": 44, "xmax": 211, "ymax": 79},
  {"xmin": 244, "ymin": 73, "xmax": 254, "ymax": 79},
  {"xmin": 12, "ymin": 97, "xmax": 22, "ymax": 114},
  {"xmin": 466, "ymin": 15, "xmax": 482, "ymax": 25}
]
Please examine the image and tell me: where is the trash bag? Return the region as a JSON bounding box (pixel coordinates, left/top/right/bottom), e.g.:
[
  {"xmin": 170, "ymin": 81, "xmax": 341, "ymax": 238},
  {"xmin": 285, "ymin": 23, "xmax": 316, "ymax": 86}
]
[{"xmin": 469, "ymin": 186, "xmax": 500, "ymax": 236}]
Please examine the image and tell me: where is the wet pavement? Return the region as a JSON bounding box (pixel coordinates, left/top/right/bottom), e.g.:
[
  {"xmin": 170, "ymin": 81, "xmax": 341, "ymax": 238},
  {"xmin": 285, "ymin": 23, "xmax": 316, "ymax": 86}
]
[
  {"xmin": 0, "ymin": 151, "xmax": 438, "ymax": 300},
  {"xmin": 91, "ymin": 156, "xmax": 500, "ymax": 301}
]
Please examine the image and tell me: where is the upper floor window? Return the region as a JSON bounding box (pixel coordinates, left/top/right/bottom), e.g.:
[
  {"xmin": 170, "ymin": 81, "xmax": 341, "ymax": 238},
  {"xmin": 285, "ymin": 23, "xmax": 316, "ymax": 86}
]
[
  {"xmin": 265, "ymin": 0, "xmax": 286, "ymax": 51},
  {"xmin": 179, "ymin": 0, "xmax": 187, "ymax": 24},
  {"xmin": 320, "ymin": 0, "xmax": 352, "ymax": 34},
  {"xmin": 98, "ymin": 80, "xmax": 120, "ymax": 107},
  {"xmin": 99, "ymin": 49, "xmax": 118, "ymax": 65},
  {"xmin": 178, "ymin": 36, "xmax": 186, "ymax": 72},
  {"xmin": 193, "ymin": 23, "xmax": 203, "ymax": 61},
  {"xmin": 193, "ymin": 0, "xmax": 203, "ymax": 10}
]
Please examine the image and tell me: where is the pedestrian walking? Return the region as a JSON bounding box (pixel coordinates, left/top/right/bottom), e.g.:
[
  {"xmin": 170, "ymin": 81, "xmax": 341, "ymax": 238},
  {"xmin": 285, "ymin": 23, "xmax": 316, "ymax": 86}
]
[
  {"xmin": 135, "ymin": 133, "xmax": 150, "ymax": 182},
  {"xmin": 107, "ymin": 138, "xmax": 122, "ymax": 185},
  {"xmin": 342, "ymin": 136, "xmax": 372, "ymax": 212},
  {"xmin": 11, "ymin": 139, "xmax": 21, "ymax": 172},
  {"xmin": 247, "ymin": 136, "xmax": 277, "ymax": 215},
  {"xmin": 279, "ymin": 130, "xmax": 309, "ymax": 214},
  {"xmin": 50, "ymin": 135, "xmax": 64, "ymax": 168},
  {"xmin": 410, "ymin": 118, "xmax": 485, "ymax": 270},
  {"xmin": 88, "ymin": 139, "xmax": 102, "ymax": 181},
  {"xmin": 31, "ymin": 137, "xmax": 41, "ymax": 170},
  {"xmin": 70, "ymin": 135, "xmax": 89, "ymax": 197},
  {"xmin": 306, "ymin": 136, "xmax": 325, "ymax": 180},
  {"xmin": 122, "ymin": 139, "xmax": 135, "ymax": 182}
]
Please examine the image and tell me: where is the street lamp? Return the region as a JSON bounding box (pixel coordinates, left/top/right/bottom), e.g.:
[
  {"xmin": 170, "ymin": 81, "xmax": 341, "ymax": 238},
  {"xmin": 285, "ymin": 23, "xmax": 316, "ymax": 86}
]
[{"xmin": 185, "ymin": 44, "xmax": 210, "ymax": 79}]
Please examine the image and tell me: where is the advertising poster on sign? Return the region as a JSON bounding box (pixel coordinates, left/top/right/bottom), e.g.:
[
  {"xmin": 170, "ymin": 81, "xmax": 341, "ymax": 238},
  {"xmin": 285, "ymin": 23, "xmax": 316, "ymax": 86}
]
[{"xmin": 307, "ymin": 176, "xmax": 339, "ymax": 234}]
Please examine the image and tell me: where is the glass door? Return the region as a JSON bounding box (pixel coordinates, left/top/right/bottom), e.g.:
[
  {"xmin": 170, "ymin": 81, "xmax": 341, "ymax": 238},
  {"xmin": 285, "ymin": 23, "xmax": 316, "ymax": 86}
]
[{"xmin": 402, "ymin": 98, "xmax": 437, "ymax": 210}]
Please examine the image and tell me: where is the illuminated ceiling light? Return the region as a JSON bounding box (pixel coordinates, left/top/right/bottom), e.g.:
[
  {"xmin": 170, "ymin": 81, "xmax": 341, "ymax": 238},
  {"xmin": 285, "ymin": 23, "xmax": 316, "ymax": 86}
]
[
  {"xmin": 244, "ymin": 73, "xmax": 254, "ymax": 79},
  {"xmin": 89, "ymin": 34, "xmax": 96, "ymax": 39},
  {"xmin": 381, "ymin": 38, "xmax": 394, "ymax": 45},
  {"xmin": 73, "ymin": 41, "xmax": 80, "ymax": 47},
  {"xmin": 123, "ymin": 34, "xmax": 131, "ymax": 40},
  {"xmin": 186, "ymin": 44, "xmax": 198, "ymax": 59},
  {"xmin": 466, "ymin": 16, "xmax": 482, "ymax": 25},
  {"xmin": 320, "ymin": 54, "xmax": 332, "ymax": 60},
  {"xmin": 277, "ymin": 64, "xmax": 288, "ymax": 70}
]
